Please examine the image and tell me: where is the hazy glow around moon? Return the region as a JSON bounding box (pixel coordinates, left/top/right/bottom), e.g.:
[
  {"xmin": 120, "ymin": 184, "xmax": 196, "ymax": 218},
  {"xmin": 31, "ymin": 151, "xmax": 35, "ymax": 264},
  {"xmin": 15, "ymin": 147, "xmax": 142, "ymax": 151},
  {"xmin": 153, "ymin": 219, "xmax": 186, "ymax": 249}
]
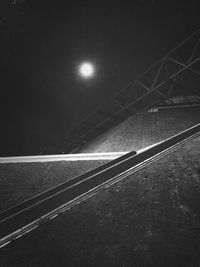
[{"xmin": 79, "ymin": 62, "xmax": 94, "ymax": 78}]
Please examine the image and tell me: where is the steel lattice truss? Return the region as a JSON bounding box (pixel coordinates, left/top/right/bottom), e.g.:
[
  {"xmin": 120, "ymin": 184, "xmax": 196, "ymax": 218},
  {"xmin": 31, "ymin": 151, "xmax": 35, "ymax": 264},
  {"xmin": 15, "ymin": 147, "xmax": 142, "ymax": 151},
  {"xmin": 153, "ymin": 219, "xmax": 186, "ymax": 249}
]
[{"xmin": 64, "ymin": 28, "xmax": 200, "ymax": 153}]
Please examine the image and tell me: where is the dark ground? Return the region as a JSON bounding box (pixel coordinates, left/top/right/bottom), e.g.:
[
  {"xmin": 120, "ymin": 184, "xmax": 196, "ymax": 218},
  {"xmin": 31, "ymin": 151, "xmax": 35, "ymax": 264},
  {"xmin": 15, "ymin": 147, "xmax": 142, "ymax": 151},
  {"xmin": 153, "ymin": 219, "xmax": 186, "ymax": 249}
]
[
  {"xmin": 0, "ymin": 159, "xmax": 108, "ymax": 212},
  {"xmin": 0, "ymin": 136, "xmax": 200, "ymax": 266}
]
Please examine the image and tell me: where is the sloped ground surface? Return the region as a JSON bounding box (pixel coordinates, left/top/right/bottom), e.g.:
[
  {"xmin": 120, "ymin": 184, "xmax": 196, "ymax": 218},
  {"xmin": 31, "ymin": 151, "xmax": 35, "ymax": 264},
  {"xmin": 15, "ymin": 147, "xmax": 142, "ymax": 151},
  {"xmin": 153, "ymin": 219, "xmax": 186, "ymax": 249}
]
[
  {"xmin": 0, "ymin": 160, "xmax": 108, "ymax": 212},
  {"xmin": 78, "ymin": 107, "xmax": 200, "ymax": 153},
  {"xmin": 1, "ymin": 136, "xmax": 200, "ymax": 266}
]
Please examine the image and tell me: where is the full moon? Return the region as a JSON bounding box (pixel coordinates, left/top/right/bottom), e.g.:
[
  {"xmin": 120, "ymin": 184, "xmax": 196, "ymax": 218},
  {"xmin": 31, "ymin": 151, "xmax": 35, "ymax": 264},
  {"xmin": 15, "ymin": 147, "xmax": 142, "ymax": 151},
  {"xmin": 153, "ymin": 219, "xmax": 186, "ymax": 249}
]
[{"xmin": 78, "ymin": 62, "xmax": 95, "ymax": 78}]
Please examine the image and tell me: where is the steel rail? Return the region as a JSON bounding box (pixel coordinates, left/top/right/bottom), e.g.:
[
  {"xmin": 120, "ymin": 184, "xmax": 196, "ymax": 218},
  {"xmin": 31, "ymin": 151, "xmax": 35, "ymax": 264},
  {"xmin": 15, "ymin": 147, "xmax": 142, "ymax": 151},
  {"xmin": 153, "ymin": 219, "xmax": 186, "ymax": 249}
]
[
  {"xmin": 0, "ymin": 151, "xmax": 137, "ymax": 222},
  {"xmin": 0, "ymin": 152, "xmax": 127, "ymax": 164},
  {"xmin": 0, "ymin": 123, "xmax": 200, "ymax": 248}
]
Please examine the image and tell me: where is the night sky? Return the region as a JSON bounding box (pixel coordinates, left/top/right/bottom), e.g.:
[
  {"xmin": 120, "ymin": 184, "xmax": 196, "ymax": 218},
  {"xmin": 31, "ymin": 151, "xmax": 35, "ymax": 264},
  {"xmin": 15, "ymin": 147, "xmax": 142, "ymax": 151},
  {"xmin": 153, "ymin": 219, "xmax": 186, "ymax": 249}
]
[{"xmin": 0, "ymin": 0, "xmax": 200, "ymax": 156}]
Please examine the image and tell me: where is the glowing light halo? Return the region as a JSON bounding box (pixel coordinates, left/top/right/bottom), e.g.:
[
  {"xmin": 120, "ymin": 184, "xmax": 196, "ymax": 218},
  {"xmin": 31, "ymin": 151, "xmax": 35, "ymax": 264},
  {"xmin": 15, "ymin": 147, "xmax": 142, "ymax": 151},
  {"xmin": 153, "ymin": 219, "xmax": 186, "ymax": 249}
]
[{"xmin": 78, "ymin": 61, "xmax": 95, "ymax": 78}]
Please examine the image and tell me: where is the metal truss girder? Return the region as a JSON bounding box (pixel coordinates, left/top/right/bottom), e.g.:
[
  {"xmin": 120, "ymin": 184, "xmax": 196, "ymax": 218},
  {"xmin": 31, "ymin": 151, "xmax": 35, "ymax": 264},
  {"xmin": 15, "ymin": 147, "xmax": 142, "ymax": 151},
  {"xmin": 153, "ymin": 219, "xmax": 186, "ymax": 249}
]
[
  {"xmin": 188, "ymin": 38, "xmax": 200, "ymax": 63},
  {"xmin": 167, "ymin": 56, "xmax": 186, "ymax": 67},
  {"xmin": 167, "ymin": 56, "xmax": 200, "ymax": 79},
  {"xmin": 64, "ymin": 28, "xmax": 200, "ymax": 153},
  {"xmin": 151, "ymin": 59, "xmax": 165, "ymax": 89},
  {"xmin": 113, "ymin": 98, "xmax": 124, "ymax": 108},
  {"xmin": 135, "ymin": 79, "xmax": 150, "ymax": 91}
]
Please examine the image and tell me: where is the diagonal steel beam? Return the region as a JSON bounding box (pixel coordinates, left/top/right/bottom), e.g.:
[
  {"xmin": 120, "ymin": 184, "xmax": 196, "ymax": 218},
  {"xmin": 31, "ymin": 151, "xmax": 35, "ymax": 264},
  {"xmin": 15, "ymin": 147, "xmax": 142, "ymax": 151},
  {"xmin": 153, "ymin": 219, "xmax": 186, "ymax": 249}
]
[
  {"xmin": 188, "ymin": 67, "xmax": 200, "ymax": 77},
  {"xmin": 167, "ymin": 56, "xmax": 186, "ymax": 67},
  {"xmin": 66, "ymin": 56, "xmax": 200, "ymax": 151},
  {"xmin": 151, "ymin": 59, "xmax": 165, "ymax": 89},
  {"xmin": 63, "ymin": 29, "xmax": 200, "ymax": 153},
  {"xmin": 136, "ymin": 78, "xmax": 168, "ymax": 100},
  {"xmin": 188, "ymin": 38, "xmax": 200, "ymax": 63}
]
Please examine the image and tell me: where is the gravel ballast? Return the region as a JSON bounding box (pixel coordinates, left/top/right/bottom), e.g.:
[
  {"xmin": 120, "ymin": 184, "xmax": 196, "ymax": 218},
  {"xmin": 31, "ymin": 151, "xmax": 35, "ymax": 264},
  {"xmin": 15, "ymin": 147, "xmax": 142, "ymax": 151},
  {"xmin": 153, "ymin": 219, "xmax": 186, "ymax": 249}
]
[
  {"xmin": 0, "ymin": 137, "xmax": 200, "ymax": 266},
  {"xmin": 0, "ymin": 160, "xmax": 109, "ymax": 212}
]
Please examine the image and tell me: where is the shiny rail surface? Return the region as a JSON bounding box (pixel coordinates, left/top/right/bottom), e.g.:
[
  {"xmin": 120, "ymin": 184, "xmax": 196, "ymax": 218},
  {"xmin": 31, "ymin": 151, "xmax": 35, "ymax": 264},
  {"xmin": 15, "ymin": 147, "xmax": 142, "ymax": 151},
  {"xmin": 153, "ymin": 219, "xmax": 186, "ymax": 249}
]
[
  {"xmin": 0, "ymin": 123, "xmax": 200, "ymax": 248},
  {"xmin": 0, "ymin": 152, "xmax": 127, "ymax": 163}
]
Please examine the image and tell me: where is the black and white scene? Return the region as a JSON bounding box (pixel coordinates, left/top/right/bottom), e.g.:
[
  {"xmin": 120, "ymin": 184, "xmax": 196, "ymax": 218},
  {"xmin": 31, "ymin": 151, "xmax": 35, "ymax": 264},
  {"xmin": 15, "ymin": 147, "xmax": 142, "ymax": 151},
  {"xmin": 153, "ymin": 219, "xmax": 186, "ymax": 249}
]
[{"xmin": 0, "ymin": 1, "xmax": 200, "ymax": 266}]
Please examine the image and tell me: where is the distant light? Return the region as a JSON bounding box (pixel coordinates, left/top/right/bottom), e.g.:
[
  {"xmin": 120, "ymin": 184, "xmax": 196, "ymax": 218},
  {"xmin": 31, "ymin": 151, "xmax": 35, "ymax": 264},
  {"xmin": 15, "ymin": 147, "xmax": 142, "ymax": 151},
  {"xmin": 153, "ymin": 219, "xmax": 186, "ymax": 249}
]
[{"xmin": 78, "ymin": 62, "xmax": 95, "ymax": 78}]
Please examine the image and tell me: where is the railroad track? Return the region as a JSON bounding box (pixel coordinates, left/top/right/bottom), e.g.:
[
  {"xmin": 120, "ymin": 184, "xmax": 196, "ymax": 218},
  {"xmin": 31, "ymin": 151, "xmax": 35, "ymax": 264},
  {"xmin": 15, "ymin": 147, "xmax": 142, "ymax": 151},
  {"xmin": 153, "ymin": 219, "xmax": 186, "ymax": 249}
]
[
  {"xmin": 0, "ymin": 152, "xmax": 127, "ymax": 163},
  {"xmin": 0, "ymin": 123, "xmax": 200, "ymax": 248}
]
